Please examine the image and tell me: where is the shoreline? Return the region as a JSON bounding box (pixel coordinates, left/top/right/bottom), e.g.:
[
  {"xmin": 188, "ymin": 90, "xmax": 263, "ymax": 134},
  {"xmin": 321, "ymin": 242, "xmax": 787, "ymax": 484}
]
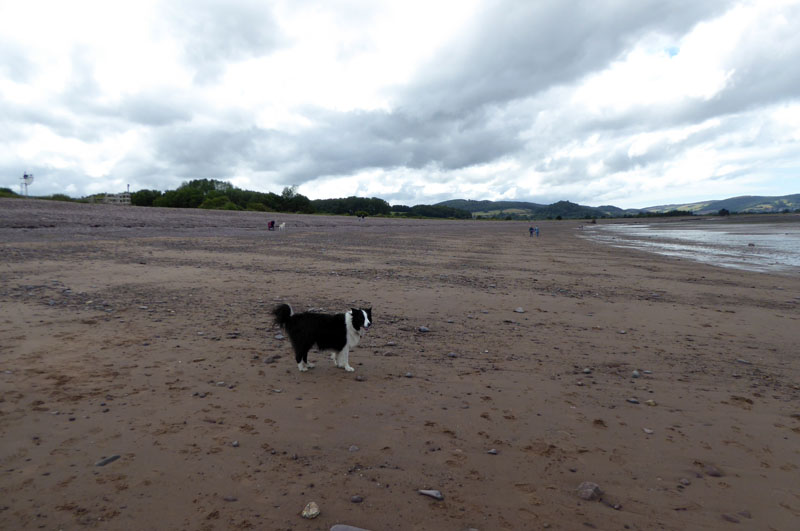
[{"xmin": 1, "ymin": 199, "xmax": 799, "ymax": 530}]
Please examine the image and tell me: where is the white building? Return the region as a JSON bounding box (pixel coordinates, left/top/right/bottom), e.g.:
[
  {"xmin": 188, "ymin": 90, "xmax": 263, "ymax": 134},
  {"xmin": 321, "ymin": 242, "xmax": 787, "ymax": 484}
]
[{"xmin": 103, "ymin": 192, "xmax": 131, "ymax": 205}]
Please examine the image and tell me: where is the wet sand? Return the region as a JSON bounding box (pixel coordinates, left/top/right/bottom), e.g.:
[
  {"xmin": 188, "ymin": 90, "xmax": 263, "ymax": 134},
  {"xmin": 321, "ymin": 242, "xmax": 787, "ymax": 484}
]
[{"xmin": 1, "ymin": 199, "xmax": 799, "ymax": 530}]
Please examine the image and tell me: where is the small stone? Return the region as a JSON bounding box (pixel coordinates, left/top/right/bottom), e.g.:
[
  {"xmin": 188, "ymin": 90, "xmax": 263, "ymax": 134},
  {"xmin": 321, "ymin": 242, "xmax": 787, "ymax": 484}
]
[
  {"xmin": 627, "ymin": 398, "xmax": 640, "ymax": 404},
  {"xmin": 487, "ymin": 449, "xmax": 498, "ymax": 455},
  {"xmin": 418, "ymin": 489, "xmax": 444, "ymax": 500},
  {"xmin": 404, "ymin": 372, "xmax": 413, "ymax": 378},
  {"xmin": 274, "ymin": 333, "xmax": 285, "ymax": 340},
  {"xmin": 232, "ymin": 441, "xmax": 239, "ymax": 447},
  {"xmin": 680, "ymin": 478, "xmax": 691, "ymax": 486},
  {"xmin": 331, "ymin": 526, "xmax": 371, "ymax": 531},
  {"xmin": 736, "ymin": 358, "xmax": 751, "ymax": 365},
  {"xmin": 514, "ymin": 307, "xmax": 525, "ymax": 313},
  {"xmin": 704, "ymin": 464, "xmax": 724, "ymax": 477},
  {"xmin": 95, "ymin": 455, "xmax": 120, "ymax": 467},
  {"xmin": 632, "ymin": 370, "xmax": 640, "ymax": 378},
  {"xmin": 448, "ymin": 352, "xmax": 458, "ymax": 358},
  {"xmin": 223, "ymin": 496, "xmax": 238, "ymax": 502},
  {"xmin": 355, "ymin": 375, "xmax": 365, "ymax": 382},
  {"xmin": 721, "ymin": 514, "xmax": 740, "ymax": 523},
  {"xmin": 350, "ymin": 495, "xmax": 363, "ymax": 503},
  {"xmin": 576, "ymin": 481, "xmax": 602, "ymax": 501},
  {"xmin": 348, "ymin": 445, "xmax": 359, "ymax": 452},
  {"xmin": 301, "ymin": 501, "xmax": 320, "ymax": 519},
  {"xmin": 618, "ymin": 330, "xmax": 626, "ymax": 334},
  {"xmin": 418, "ymin": 326, "xmax": 430, "ymax": 333},
  {"xmin": 642, "ymin": 428, "xmax": 654, "ymax": 434},
  {"xmin": 645, "ymin": 399, "xmax": 657, "ymax": 406},
  {"xmin": 386, "ymin": 341, "xmax": 397, "ymax": 346},
  {"xmin": 582, "ymin": 368, "xmax": 592, "ymax": 374}
]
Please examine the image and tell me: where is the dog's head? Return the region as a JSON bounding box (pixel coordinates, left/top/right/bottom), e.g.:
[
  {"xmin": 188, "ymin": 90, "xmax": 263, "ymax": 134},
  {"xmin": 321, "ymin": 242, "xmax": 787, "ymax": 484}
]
[{"xmin": 351, "ymin": 307, "xmax": 372, "ymax": 332}]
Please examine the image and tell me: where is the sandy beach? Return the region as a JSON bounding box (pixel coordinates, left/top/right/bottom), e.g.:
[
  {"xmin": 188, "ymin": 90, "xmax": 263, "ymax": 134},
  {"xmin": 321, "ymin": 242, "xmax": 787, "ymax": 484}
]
[{"xmin": 1, "ymin": 199, "xmax": 799, "ymax": 531}]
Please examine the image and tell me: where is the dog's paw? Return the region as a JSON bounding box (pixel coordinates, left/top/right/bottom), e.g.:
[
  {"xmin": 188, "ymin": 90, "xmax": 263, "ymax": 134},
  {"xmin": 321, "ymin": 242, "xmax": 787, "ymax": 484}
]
[
  {"xmin": 344, "ymin": 365, "xmax": 355, "ymax": 372},
  {"xmin": 298, "ymin": 364, "xmax": 308, "ymax": 372},
  {"xmin": 306, "ymin": 362, "xmax": 315, "ymax": 368}
]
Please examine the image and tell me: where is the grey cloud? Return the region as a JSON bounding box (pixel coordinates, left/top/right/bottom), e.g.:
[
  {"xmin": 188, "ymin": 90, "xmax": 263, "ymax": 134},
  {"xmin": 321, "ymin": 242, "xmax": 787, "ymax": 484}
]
[
  {"xmin": 118, "ymin": 94, "xmax": 193, "ymax": 126},
  {"xmin": 165, "ymin": 0, "xmax": 285, "ymax": 83},
  {"xmin": 0, "ymin": 37, "xmax": 35, "ymax": 82},
  {"xmin": 399, "ymin": 0, "xmax": 733, "ymax": 117}
]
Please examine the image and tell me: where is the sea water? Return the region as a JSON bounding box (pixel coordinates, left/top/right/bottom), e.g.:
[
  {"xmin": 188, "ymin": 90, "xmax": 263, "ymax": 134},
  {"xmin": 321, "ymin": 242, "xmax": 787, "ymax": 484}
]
[{"xmin": 581, "ymin": 221, "xmax": 800, "ymax": 274}]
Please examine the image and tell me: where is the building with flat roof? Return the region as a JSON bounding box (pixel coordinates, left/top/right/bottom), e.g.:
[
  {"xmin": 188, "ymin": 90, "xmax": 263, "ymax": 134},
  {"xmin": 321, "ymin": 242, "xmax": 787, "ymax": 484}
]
[{"xmin": 103, "ymin": 192, "xmax": 131, "ymax": 205}]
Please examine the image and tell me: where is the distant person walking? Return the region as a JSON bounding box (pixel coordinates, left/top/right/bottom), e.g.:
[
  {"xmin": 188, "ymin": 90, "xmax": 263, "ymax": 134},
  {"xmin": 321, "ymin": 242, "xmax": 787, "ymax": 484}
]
[
  {"xmin": 535, "ymin": 226, "xmax": 540, "ymax": 237},
  {"xmin": 529, "ymin": 226, "xmax": 534, "ymax": 237}
]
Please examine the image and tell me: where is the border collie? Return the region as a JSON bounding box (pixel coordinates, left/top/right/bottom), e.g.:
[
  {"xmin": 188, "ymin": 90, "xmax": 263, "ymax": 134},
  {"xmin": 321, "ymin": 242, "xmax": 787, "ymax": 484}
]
[{"xmin": 272, "ymin": 304, "xmax": 372, "ymax": 372}]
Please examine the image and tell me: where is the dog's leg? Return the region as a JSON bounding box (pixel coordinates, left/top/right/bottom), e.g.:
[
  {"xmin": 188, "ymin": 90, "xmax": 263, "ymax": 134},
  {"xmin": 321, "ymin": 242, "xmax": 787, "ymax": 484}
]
[
  {"xmin": 331, "ymin": 352, "xmax": 339, "ymax": 366},
  {"xmin": 340, "ymin": 347, "xmax": 354, "ymax": 372},
  {"xmin": 296, "ymin": 344, "xmax": 312, "ymax": 372}
]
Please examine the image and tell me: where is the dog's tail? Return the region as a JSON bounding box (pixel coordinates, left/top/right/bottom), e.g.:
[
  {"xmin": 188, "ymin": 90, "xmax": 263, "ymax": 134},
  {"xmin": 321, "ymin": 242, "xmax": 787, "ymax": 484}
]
[{"xmin": 272, "ymin": 303, "xmax": 293, "ymax": 328}]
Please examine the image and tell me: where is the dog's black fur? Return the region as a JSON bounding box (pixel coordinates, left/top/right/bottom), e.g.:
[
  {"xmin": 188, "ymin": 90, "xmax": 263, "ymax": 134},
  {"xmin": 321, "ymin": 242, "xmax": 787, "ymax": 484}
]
[{"xmin": 272, "ymin": 304, "xmax": 372, "ymax": 372}]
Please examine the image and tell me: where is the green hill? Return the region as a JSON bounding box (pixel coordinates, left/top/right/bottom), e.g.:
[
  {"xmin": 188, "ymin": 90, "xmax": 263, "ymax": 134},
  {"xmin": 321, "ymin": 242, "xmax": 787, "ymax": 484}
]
[
  {"xmin": 435, "ymin": 199, "xmax": 629, "ymax": 220},
  {"xmin": 642, "ymin": 194, "xmax": 800, "ymax": 214}
]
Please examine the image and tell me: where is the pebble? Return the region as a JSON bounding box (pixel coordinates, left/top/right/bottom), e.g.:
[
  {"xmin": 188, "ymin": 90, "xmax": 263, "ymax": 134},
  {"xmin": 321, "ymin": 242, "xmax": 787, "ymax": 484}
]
[
  {"xmin": 301, "ymin": 501, "xmax": 320, "ymax": 519},
  {"xmin": 95, "ymin": 455, "xmax": 120, "ymax": 467},
  {"xmin": 679, "ymin": 478, "xmax": 691, "ymax": 486},
  {"xmin": 514, "ymin": 307, "xmax": 525, "ymax": 313},
  {"xmin": 576, "ymin": 481, "xmax": 602, "ymax": 501},
  {"xmin": 350, "ymin": 495, "xmax": 363, "ymax": 503},
  {"xmin": 418, "ymin": 489, "xmax": 444, "ymax": 500},
  {"xmin": 448, "ymin": 352, "xmax": 459, "ymax": 358},
  {"xmin": 331, "ymin": 526, "xmax": 371, "ymax": 531},
  {"xmin": 704, "ymin": 464, "xmax": 724, "ymax": 477},
  {"xmin": 418, "ymin": 326, "xmax": 430, "ymax": 333},
  {"xmin": 582, "ymin": 368, "xmax": 592, "ymax": 374},
  {"xmin": 487, "ymin": 449, "xmax": 498, "ymax": 455},
  {"xmin": 223, "ymin": 496, "xmax": 238, "ymax": 502},
  {"xmin": 736, "ymin": 358, "xmax": 751, "ymax": 365},
  {"xmin": 642, "ymin": 428, "xmax": 654, "ymax": 434},
  {"xmin": 404, "ymin": 372, "xmax": 413, "ymax": 378},
  {"xmin": 627, "ymin": 398, "xmax": 640, "ymax": 404},
  {"xmin": 348, "ymin": 445, "xmax": 359, "ymax": 452},
  {"xmin": 632, "ymin": 370, "xmax": 640, "ymax": 378},
  {"xmin": 232, "ymin": 441, "xmax": 239, "ymax": 448},
  {"xmin": 274, "ymin": 333, "xmax": 285, "ymax": 340},
  {"xmin": 355, "ymin": 375, "xmax": 365, "ymax": 382},
  {"xmin": 386, "ymin": 341, "xmax": 397, "ymax": 346},
  {"xmin": 645, "ymin": 399, "xmax": 657, "ymax": 406}
]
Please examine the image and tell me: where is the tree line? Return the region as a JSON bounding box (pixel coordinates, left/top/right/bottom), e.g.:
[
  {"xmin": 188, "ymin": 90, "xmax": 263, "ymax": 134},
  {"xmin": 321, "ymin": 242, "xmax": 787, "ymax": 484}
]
[{"xmin": 129, "ymin": 180, "xmax": 471, "ymax": 219}]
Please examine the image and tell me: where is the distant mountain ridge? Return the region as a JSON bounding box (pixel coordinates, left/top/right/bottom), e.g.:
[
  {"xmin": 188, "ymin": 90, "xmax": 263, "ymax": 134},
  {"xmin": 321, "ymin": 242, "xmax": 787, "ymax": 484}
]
[
  {"xmin": 435, "ymin": 199, "xmax": 634, "ymax": 219},
  {"xmin": 435, "ymin": 194, "xmax": 800, "ymax": 219},
  {"xmin": 641, "ymin": 194, "xmax": 800, "ymax": 215}
]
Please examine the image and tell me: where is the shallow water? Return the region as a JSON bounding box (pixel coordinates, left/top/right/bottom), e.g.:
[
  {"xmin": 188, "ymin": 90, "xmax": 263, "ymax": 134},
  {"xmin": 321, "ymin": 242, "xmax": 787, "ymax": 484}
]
[{"xmin": 581, "ymin": 221, "xmax": 800, "ymax": 274}]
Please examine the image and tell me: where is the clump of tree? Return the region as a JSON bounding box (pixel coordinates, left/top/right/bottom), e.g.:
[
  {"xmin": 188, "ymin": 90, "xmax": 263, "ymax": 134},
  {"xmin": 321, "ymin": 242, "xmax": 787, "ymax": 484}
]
[
  {"xmin": 625, "ymin": 209, "xmax": 694, "ymax": 218},
  {"xmin": 312, "ymin": 196, "xmax": 390, "ymax": 216},
  {"xmin": 0, "ymin": 187, "xmax": 20, "ymax": 198},
  {"xmin": 132, "ymin": 179, "xmax": 313, "ymax": 213}
]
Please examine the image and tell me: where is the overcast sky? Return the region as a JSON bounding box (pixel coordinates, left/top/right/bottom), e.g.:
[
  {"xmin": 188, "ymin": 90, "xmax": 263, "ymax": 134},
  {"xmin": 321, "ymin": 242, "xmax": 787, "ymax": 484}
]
[{"xmin": 1, "ymin": 0, "xmax": 799, "ymax": 208}]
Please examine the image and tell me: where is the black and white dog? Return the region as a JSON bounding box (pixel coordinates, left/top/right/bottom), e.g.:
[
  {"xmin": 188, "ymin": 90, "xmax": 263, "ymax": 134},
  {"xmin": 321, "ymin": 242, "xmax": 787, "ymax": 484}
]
[{"xmin": 272, "ymin": 304, "xmax": 372, "ymax": 372}]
